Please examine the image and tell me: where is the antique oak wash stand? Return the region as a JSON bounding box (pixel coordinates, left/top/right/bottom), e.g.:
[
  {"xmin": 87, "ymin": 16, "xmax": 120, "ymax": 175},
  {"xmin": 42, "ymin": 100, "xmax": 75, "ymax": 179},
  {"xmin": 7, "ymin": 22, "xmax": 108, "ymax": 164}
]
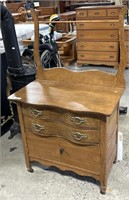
[{"xmin": 8, "ymin": 6, "xmax": 127, "ymax": 194}]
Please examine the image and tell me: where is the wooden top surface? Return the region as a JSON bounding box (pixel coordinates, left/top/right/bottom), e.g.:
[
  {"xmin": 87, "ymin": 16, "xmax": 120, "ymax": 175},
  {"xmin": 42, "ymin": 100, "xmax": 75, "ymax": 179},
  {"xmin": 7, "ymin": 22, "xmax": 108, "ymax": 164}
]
[
  {"xmin": 8, "ymin": 8, "xmax": 126, "ymax": 117},
  {"xmin": 76, "ymin": 5, "xmax": 126, "ymax": 10},
  {"xmin": 8, "ymin": 77, "xmax": 124, "ymax": 116}
]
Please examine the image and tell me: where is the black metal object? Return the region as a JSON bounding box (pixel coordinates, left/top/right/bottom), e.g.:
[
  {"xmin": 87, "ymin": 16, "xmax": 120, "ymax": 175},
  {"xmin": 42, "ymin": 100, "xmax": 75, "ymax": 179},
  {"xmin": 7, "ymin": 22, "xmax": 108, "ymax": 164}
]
[{"xmin": 0, "ymin": 3, "xmax": 36, "ymax": 138}]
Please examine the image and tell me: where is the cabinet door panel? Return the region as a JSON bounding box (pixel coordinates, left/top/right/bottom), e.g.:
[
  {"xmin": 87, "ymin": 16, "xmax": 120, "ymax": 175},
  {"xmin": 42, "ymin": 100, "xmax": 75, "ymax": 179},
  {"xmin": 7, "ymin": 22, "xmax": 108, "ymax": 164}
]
[
  {"xmin": 60, "ymin": 139, "xmax": 100, "ymax": 174},
  {"xmin": 27, "ymin": 132, "xmax": 61, "ymax": 162}
]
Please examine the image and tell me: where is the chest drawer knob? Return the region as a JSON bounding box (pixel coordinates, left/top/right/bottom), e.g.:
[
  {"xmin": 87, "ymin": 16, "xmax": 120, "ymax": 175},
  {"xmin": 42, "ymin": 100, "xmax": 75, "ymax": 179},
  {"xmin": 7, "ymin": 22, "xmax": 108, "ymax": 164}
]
[
  {"xmin": 32, "ymin": 123, "xmax": 45, "ymax": 132},
  {"xmin": 80, "ymin": 13, "xmax": 84, "ymax": 16},
  {"xmin": 70, "ymin": 116, "xmax": 85, "ymax": 125},
  {"xmin": 110, "ymin": 34, "xmax": 115, "ymax": 38},
  {"xmin": 30, "ymin": 108, "xmax": 43, "ymax": 117},
  {"xmin": 111, "ymin": 12, "xmax": 115, "ymax": 15},
  {"xmin": 79, "ymin": 24, "xmax": 84, "ymax": 27},
  {"xmin": 59, "ymin": 147, "xmax": 64, "ymax": 154},
  {"xmin": 71, "ymin": 131, "xmax": 88, "ymax": 141}
]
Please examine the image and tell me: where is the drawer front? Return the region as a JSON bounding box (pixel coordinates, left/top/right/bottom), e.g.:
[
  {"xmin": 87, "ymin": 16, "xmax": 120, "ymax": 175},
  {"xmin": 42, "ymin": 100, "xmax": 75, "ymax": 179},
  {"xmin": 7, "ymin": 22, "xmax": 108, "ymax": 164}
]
[
  {"xmin": 24, "ymin": 117, "xmax": 100, "ymax": 145},
  {"xmin": 22, "ymin": 105, "xmax": 100, "ymax": 129},
  {"xmin": 88, "ymin": 9, "xmax": 106, "ymax": 17},
  {"xmin": 77, "ymin": 41, "xmax": 118, "ymax": 51},
  {"xmin": 76, "ymin": 22, "xmax": 119, "ymax": 30},
  {"xmin": 78, "ymin": 51, "xmax": 118, "ymax": 61},
  {"xmin": 107, "ymin": 9, "xmax": 120, "ymax": 17},
  {"xmin": 76, "ymin": 10, "xmax": 87, "ymax": 18},
  {"xmin": 77, "ymin": 30, "xmax": 118, "ymax": 40},
  {"xmin": 124, "ymin": 30, "xmax": 129, "ymax": 41}
]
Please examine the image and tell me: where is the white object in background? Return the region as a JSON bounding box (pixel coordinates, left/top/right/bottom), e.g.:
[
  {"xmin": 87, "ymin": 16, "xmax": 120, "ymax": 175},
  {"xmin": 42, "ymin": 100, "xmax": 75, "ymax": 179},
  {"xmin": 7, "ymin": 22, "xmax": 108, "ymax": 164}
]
[
  {"xmin": 115, "ymin": 0, "xmax": 122, "ymax": 5},
  {"xmin": 117, "ymin": 131, "xmax": 123, "ymax": 161}
]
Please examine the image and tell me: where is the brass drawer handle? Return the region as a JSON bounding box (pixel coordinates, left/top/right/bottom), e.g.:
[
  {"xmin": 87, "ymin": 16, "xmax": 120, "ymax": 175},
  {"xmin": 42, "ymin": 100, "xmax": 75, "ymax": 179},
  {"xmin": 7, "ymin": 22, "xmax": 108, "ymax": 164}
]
[
  {"xmin": 95, "ymin": 12, "xmax": 99, "ymax": 15},
  {"xmin": 80, "ymin": 55, "xmax": 85, "ymax": 58},
  {"xmin": 109, "ymin": 46, "xmax": 114, "ymax": 49},
  {"xmin": 32, "ymin": 123, "xmax": 45, "ymax": 132},
  {"xmin": 80, "ymin": 13, "xmax": 84, "ymax": 16},
  {"xmin": 30, "ymin": 108, "xmax": 43, "ymax": 117},
  {"xmin": 80, "ymin": 45, "xmax": 84, "ymax": 48},
  {"xmin": 70, "ymin": 116, "xmax": 86, "ymax": 125},
  {"xmin": 110, "ymin": 23, "xmax": 115, "ymax": 27},
  {"xmin": 109, "ymin": 56, "xmax": 114, "ymax": 58},
  {"xmin": 71, "ymin": 131, "xmax": 88, "ymax": 141},
  {"xmin": 80, "ymin": 34, "xmax": 84, "ymax": 37}
]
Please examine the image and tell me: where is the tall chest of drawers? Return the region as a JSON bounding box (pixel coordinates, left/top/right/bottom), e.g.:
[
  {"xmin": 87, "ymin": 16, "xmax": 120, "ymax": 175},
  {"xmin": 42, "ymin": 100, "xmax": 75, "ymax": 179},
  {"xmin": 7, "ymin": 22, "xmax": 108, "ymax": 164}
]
[
  {"xmin": 76, "ymin": 5, "xmax": 127, "ymax": 67},
  {"xmin": 8, "ymin": 9, "xmax": 127, "ymax": 194}
]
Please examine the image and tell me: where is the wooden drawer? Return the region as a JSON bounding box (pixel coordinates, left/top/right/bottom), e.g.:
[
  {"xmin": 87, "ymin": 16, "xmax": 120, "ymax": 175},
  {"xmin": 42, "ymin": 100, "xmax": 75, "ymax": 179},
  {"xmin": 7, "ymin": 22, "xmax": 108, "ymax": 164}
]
[
  {"xmin": 77, "ymin": 30, "xmax": 118, "ymax": 40},
  {"xmin": 124, "ymin": 30, "xmax": 129, "ymax": 41},
  {"xmin": 22, "ymin": 105, "xmax": 100, "ymax": 129},
  {"xmin": 76, "ymin": 10, "xmax": 87, "ymax": 18},
  {"xmin": 87, "ymin": 9, "xmax": 106, "ymax": 17},
  {"xmin": 78, "ymin": 51, "xmax": 118, "ymax": 62},
  {"xmin": 107, "ymin": 9, "xmax": 120, "ymax": 17},
  {"xmin": 76, "ymin": 22, "xmax": 119, "ymax": 30},
  {"xmin": 24, "ymin": 117, "xmax": 100, "ymax": 145},
  {"xmin": 125, "ymin": 41, "xmax": 129, "ymax": 47},
  {"xmin": 77, "ymin": 42, "xmax": 118, "ymax": 51}
]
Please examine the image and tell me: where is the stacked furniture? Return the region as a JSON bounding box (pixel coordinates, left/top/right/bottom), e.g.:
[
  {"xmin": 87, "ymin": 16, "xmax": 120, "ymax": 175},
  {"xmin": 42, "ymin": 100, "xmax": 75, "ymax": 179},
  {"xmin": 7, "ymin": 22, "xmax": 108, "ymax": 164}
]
[
  {"xmin": 8, "ymin": 6, "xmax": 127, "ymax": 194},
  {"xmin": 124, "ymin": 25, "xmax": 129, "ymax": 68},
  {"xmin": 76, "ymin": 5, "xmax": 127, "ymax": 67}
]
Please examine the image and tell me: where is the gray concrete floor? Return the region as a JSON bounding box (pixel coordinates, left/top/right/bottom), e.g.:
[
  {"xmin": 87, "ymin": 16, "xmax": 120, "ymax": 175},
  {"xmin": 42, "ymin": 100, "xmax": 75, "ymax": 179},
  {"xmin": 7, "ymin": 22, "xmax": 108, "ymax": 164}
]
[{"xmin": 0, "ymin": 65, "xmax": 129, "ymax": 200}]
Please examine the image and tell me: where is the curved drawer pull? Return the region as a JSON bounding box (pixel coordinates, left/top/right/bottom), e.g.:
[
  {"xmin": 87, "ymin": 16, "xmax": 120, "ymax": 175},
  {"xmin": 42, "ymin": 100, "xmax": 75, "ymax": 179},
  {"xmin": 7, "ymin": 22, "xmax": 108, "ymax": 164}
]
[
  {"xmin": 110, "ymin": 34, "xmax": 115, "ymax": 38},
  {"xmin": 95, "ymin": 12, "xmax": 99, "ymax": 15},
  {"xmin": 30, "ymin": 108, "xmax": 43, "ymax": 117},
  {"xmin": 32, "ymin": 123, "xmax": 45, "ymax": 132},
  {"xmin": 70, "ymin": 116, "xmax": 86, "ymax": 125},
  {"xmin": 80, "ymin": 13, "xmax": 84, "ymax": 16},
  {"xmin": 80, "ymin": 55, "xmax": 85, "ymax": 58},
  {"xmin": 109, "ymin": 56, "xmax": 114, "ymax": 58},
  {"xmin": 80, "ymin": 45, "xmax": 84, "ymax": 48},
  {"xmin": 109, "ymin": 46, "xmax": 114, "ymax": 49},
  {"xmin": 71, "ymin": 131, "xmax": 88, "ymax": 141},
  {"xmin": 110, "ymin": 23, "xmax": 115, "ymax": 27}
]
